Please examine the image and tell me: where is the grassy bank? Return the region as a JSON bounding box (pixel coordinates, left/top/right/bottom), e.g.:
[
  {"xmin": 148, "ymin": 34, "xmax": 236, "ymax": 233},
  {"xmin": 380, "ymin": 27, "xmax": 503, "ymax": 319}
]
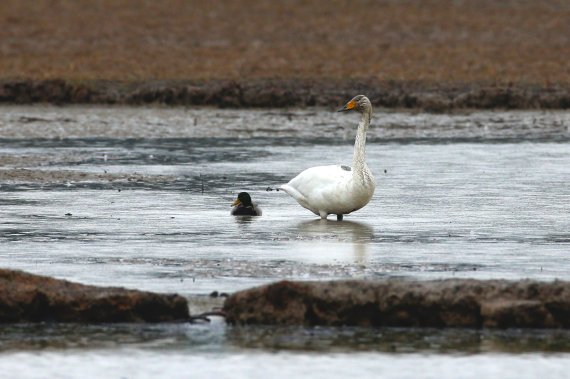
[{"xmin": 1, "ymin": 0, "xmax": 569, "ymax": 108}]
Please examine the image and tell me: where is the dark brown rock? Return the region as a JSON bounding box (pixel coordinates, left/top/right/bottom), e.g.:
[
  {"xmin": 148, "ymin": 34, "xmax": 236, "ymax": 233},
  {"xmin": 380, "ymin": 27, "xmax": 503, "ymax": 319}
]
[
  {"xmin": 223, "ymin": 279, "xmax": 570, "ymax": 328},
  {"xmin": 0, "ymin": 269, "xmax": 189, "ymax": 323}
]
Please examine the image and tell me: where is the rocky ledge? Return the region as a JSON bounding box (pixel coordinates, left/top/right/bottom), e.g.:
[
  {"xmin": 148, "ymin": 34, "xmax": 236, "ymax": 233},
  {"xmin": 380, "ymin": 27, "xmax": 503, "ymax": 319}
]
[
  {"xmin": 0, "ymin": 269, "xmax": 189, "ymax": 323},
  {"xmin": 224, "ymin": 279, "xmax": 570, "ymax": 328}
]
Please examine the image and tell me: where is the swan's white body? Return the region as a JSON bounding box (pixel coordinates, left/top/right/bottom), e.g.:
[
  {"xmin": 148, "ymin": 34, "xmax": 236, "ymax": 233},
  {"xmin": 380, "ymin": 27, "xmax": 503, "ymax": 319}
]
[{"xmin": 281, "ymin": 95, "xmax": 376, "ymax": 219}]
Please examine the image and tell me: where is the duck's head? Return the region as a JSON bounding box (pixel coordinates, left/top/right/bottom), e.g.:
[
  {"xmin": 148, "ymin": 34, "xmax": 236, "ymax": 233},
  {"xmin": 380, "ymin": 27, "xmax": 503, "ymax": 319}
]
[
  {"xmin": 232, "ymin": 192, "xmax": 253, "ymax": 207},
  {"xmin": 337, "ymin": 95, "xmax": 371, "ymax": 114}
]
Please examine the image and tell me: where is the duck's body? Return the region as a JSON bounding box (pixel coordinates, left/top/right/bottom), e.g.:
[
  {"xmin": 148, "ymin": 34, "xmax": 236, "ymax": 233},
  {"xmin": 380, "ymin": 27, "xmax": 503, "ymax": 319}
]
[
  {"xmin": 231, "ymin": 192, "xmax": 262, "ymax": 216},
  {"xmin": 280, "ymin": 95, "xmax": 376, "ymax": 220}
]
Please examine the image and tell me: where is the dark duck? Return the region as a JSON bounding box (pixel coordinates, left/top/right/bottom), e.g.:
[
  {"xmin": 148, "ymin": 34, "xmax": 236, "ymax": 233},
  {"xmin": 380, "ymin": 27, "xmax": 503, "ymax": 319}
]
[{"xmin": 231, "ymin": 192, "xmax": 262, "ymax": 216}]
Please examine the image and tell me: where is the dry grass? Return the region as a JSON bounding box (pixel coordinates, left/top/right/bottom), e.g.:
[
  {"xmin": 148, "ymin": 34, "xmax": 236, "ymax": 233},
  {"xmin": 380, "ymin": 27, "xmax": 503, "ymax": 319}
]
[{"xmin": 1, "ymin": 0, "xmax": 569, "ymax": 85}]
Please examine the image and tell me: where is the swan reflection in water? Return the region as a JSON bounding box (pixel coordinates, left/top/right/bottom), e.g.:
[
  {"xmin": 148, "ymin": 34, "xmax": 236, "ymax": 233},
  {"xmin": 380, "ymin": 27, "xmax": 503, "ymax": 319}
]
[{"xmin": 292, "ymin": 219, "xmax": 374, "ymax": 264}]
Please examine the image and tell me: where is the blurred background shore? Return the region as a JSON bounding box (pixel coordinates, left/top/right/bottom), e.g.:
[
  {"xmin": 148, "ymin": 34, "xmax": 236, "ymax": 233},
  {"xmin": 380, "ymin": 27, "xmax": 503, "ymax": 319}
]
[{"xmin": 1, "ymin": 0, "xmax": 569, "ymax": 109}]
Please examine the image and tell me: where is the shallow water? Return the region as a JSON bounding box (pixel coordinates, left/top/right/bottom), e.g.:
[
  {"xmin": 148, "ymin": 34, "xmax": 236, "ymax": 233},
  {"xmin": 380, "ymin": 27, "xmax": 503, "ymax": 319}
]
[{"xmin": 0, "ymin": 106, "xmax": 569, "ymax": 378}]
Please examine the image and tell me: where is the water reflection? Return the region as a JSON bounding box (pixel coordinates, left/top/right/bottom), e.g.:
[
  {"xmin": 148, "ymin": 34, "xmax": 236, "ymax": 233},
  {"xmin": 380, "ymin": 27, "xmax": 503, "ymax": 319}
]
[
  {"xmin": 2, "ymin": 323, "xmax": 569, "ymax": 354},
  {"xmin": 292, "ymin": 220, "xmax": 374, "ymax": 264},
  {"xmin": 233, "ymin": 215, "xmax": 259, "ymax": 225},
  {"xmin": 225, "ymin": 326, "xmax": 570, "ymax": 354},
  {"xmin": 297, "ymin": 219, "xmax": 373, "ymax": 239}
]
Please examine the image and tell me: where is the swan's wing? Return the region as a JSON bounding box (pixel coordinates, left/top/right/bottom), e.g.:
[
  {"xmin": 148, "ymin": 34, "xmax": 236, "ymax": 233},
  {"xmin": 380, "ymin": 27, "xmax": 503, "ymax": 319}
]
[
  {"xmin": 286, "ymin": 165, "xmax": 351, "ymax": 192},
  {"xmin": 281, "ymin": 165, "xmax": 352, "ymax": 211}
]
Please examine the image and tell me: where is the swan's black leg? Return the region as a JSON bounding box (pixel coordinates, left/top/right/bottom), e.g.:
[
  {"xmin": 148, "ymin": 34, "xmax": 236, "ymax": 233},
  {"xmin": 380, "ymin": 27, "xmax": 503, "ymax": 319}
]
[{"xmin": 337, "ymin": 214, "xmax": 343, "ymax": 221}]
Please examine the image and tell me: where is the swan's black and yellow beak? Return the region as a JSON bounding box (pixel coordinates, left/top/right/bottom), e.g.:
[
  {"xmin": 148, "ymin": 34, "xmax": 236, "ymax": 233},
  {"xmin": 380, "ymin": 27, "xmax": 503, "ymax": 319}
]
[
  {"xmin": 337, "ymin": 99, "xmax": 357, "ymax": 112},
  {"xmin": 231, "ymin": 198, "xmax": 241, "ymax": 207}
]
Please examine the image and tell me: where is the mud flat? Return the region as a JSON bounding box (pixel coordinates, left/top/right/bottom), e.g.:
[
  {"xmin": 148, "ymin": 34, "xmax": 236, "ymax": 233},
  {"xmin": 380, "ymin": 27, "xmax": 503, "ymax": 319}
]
[
  {"xmin": 224, "ymin": 279, "xmax": 570, "ymax": 328},
  {"xmin": 0, "ymin": 168, "xmax": 176, "ymax": 186}
]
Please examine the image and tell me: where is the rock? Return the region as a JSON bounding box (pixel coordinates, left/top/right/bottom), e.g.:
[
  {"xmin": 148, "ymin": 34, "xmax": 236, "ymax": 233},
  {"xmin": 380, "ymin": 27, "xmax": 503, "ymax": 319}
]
[
  {"xmin": 0, "ymin": 269, "xmax": 189, "ymax": 323},
  {"xmin": 223, "ymin": 279, "xmax": 570, "ymax": 328}
]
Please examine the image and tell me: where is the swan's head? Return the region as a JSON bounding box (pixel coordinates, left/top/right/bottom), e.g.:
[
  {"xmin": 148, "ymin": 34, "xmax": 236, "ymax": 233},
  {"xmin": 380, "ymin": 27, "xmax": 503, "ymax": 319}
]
[
  {"xmin": 337, "ymin": 95, "xmax": 372, "ymax": 114},
  {"xmin": 232, "ymin": 192, "xmax": 253, "ymax": 207}
]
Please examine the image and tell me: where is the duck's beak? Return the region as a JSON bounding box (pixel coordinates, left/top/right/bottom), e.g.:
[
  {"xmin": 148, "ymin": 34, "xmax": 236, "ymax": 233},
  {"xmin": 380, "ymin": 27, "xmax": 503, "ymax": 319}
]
[
  {"xmin": 231, "ymin": 199, "xmax": 241, "ymax": 207},
  {"xmin": 337, "ymin": 99, "xmax": 356, "ymax": 112}
]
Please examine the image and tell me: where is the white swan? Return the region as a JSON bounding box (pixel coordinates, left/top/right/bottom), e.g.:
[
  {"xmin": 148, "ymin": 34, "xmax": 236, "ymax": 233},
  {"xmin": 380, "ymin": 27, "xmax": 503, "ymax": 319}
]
[{"xmin": 280, "ymin": 95, "xmax": 376, "ymax": 220}]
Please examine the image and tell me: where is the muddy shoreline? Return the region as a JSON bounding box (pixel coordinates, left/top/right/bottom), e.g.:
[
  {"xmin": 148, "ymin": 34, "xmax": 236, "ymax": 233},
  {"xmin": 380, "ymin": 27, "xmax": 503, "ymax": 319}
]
[
  {"xmin": 0, "ymin": 269, "xmax": 189, "ymax": 323},
  {"xmin": 3, "ymin": 268, "xmax": 570, "ymax": 328},
  {"xmin": 224, "ymin": 279, "xmax": 570, "ymax": 328},
  {"xmin": 1, "ymin": 79, "xmax": 569, "ymax": 111}
]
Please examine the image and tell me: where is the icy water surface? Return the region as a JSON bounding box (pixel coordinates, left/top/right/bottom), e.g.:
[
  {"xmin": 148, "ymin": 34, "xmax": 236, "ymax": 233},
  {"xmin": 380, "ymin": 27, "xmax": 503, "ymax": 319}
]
[{"xmin": 0, "ymin": 106, "xmax": 569, "ymax": 378}]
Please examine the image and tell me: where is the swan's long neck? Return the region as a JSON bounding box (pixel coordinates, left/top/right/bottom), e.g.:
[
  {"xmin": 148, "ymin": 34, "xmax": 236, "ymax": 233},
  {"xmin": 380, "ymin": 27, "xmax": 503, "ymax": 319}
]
[{"xmin": 352, "ymin": 110, "xmax": 371, "ymax": 176}]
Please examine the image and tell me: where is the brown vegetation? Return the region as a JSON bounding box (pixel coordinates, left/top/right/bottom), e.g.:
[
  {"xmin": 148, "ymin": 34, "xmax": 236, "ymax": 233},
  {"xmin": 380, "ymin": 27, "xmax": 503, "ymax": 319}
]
[{"xmin": 1, "ymin": 0, "xmax": 569, "ymax": 85}]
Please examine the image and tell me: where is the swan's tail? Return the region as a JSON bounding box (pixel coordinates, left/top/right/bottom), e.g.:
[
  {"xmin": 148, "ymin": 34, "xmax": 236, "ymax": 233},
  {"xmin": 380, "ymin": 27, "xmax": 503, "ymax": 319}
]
[
  {"xmin": 279, "ymin": 184, "xmax": 296, "ymax": 197},
  {"xmin": 280, "ymin": 184, "xmax": 315, "ymax": 213}
]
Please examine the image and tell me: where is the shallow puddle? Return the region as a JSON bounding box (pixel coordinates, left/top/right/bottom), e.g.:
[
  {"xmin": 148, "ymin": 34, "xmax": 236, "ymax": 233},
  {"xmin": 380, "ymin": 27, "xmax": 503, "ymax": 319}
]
[{"xmin": 0, "ymin": 105, "xmax": 569, "ymax": 378}]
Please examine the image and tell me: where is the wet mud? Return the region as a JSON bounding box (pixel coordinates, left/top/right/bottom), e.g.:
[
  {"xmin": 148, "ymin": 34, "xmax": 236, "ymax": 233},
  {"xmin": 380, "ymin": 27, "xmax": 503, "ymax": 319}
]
[
  {"xmin": 224, "ymin": 279, "xmax": 570, "ymax": 328},
  {"xmin": 0, "ymin": 269, "xmax": 188, "ymax": 323},
  {"xmin": 0, "ymin": 168, "xmax": 175, "ymax": 187}
]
